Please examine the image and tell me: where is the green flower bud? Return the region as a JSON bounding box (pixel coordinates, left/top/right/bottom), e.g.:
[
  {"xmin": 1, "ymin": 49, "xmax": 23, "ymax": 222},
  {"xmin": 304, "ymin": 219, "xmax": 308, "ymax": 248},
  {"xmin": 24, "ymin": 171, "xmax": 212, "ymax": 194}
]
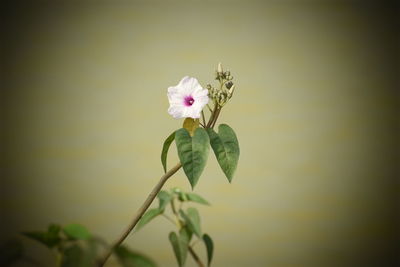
[{"xmin": 217, "ymin": 62, "xmax": 223, "ymax": 73}]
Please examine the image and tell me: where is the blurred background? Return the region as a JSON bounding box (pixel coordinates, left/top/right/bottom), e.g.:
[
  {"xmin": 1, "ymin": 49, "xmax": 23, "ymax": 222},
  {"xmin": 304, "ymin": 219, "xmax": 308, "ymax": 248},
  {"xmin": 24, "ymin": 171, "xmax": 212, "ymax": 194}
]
[{"xmin": 2, "ymin": 0, "xmax": 399, "ymax": 266}]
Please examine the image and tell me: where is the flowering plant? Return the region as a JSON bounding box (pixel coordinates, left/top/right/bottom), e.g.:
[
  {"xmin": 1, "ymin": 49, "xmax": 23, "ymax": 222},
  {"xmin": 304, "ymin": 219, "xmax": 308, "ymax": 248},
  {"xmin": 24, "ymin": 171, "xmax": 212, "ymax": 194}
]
[
  {"xmin": 98, "ymin": 63, "xmax": 240, "ymax": 266},
  {"xmin": 11, "ymin": 63, "xmax": 240, "ymax": 267}
]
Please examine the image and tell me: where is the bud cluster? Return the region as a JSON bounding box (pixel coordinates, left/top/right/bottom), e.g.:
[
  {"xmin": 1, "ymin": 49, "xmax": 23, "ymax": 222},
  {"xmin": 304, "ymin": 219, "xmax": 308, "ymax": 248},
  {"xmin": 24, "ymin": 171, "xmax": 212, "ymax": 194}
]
[{"xmin": 207, "ymin": 63, "xmax": 236, "ymax": 107}]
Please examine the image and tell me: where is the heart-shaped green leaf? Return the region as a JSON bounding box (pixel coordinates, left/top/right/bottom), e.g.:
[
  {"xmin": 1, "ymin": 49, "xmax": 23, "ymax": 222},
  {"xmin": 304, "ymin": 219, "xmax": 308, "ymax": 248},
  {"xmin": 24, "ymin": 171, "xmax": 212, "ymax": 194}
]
[
  {"xmin": 175, "ymin": 128, "xmax": 210, "ymax": 189},
  {"xmin": 206, "ymin": 124, "xmax": 240, "ymax": 182},
  {"xmin": 203, "ymin": 234, "xmax": 214, "ymax": 266},
  {"xmin": 179, "ymin": 208, "xmax": 202, "ymax": 238},
  {"xmin": 136, "ymin": 208, "xmax": 162, "ymax": 231},
  {"xmin": 161, "ymin": 131, "xmax": 175, "ymax": 173},
  {"xmin": 168, "ymin": 231, "xmax": 188, "ymax": 267}
]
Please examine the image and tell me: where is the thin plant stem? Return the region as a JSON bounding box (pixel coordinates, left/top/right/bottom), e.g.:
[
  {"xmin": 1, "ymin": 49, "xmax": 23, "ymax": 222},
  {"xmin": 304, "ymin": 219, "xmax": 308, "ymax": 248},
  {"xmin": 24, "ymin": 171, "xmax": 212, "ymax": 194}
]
[
  {"xmin": 201, "ymin": 110, "xmax": 206, "ymax": 127},
  {"xmin": 190, "ymin": 239, "xmax": 200, "ymax": 247},
  {"xmin": 207, "ymin": 104, "xmax": 213, "ymax": 113},
  {"xmin": 188, "ymin": 246, "xmax": 205, "ymax": 267},
  {"xmin": 206, "ymin": 102, "xmax": 218, "ymax": 128},
  {"xmin": 97, "ymin": 162, "xmax": 182, "ymax": 266},
  {"xmin": 211, "ymin": 107, "xmax": 221, "ymax": 129}
]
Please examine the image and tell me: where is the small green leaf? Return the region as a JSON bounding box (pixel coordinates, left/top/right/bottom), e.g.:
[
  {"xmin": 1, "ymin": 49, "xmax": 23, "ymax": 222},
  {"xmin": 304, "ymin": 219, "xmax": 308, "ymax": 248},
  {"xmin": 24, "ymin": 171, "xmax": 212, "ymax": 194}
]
[
  {"xmin": 179, "ymin": 226, "xmax": 193, "ymax": 244},
  {"xmin": 186, "ymin": 192, "xmax": 210, "ymax": 205},
  {"xmin": 179, "ymin": 208, "xmax": 202, "ymax": 238},
  {"xmin": 115, "ymin": 245, "xmax": 157, "ymax": 267},
  {"xmin": 207, "ymin": 124, "xmax": 240, "ymax": 182},
  {"xmin": 22, "ymin": 231, "xmax": 61, "ymax": 248},
  {"xmin": 175, "ymin": 128, "xmax": 210, "ymax": 189},
  {"xmin": 161, "ymin": 131, "xmax": 175, "ymax": 173},
  {"xmin": 157, "ymin": 190, "xmax": 172, "ymax": 211},
  {"xmin": 203, "ymin": 234, "xmax": 214, "ymax": 266},
  {"xmin": 63, "ymin": 224, "xmax": 90, "ymax": 240},
  {"xmin": 168, "ymin": 232, "xmax": 187, "ymax": 267},
  {"xmin": 136, "ymin": 208, "xmax": 162, "ymax": 231}
]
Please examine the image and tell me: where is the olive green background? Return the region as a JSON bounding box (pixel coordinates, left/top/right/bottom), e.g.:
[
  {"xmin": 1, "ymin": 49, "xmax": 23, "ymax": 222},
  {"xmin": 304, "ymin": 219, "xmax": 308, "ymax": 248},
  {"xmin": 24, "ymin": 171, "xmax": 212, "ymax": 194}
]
[{"xmin": 2, "ymin": 1, "xmax": 399, "ymax": 266}]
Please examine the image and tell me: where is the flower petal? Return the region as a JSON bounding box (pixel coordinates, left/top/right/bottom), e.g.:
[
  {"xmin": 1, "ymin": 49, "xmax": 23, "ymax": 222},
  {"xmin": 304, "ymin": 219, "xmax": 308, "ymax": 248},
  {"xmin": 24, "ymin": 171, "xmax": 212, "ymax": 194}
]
[
  {"xmin": 167, "ymin": 76, "xmax": 209, "ymax": 119},
  {"xmin": 168, "ymin": 106, "xmax": 184, "ymax": 119}
]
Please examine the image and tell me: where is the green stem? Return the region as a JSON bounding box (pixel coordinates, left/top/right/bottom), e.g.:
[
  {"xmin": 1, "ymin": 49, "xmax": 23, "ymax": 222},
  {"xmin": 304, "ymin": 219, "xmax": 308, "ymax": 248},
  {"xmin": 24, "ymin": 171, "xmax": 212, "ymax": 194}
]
[
  {"xmin": 189, "ymin": 246, "xmax": 205, "ymax": 267},
  {"xmin": 206, "ymin": 102, "xmax": 218, "ymax": 128},
  {"xmin": 201, "ymin": 111, "xmax": 207, "ymax": 126}
]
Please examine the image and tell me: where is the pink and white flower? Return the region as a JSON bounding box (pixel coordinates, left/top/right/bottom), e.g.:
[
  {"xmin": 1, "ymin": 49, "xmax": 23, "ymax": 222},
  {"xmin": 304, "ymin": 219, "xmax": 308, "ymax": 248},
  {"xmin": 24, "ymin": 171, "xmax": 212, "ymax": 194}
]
[{"xmin": 167, "ymin": 76, "xmax": 209, "ymax": 119}]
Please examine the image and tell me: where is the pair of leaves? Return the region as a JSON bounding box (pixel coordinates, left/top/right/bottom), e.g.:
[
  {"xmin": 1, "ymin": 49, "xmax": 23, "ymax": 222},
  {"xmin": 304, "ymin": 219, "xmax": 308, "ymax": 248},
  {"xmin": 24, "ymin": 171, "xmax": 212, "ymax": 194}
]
[
  {"xmin": 137, "ymin": 190, "xmax": 211, "ymax": 231},
  {"xmin": 161, "ymin": 118, "xmax": 209, "ymax": 189},
  {"xmin": 22, "ymin": 224, "xmax": 91, "ymax": 249},
  {"xmin": 168, "ymin": 208, "xmax": 201, "ymax": 267},
  {"xmin": 115, "ymin": 246, "xmax": 157, "ymax": 267},
  {"xmin": 162, "ymin": 122, "xmax": 239, "ymax": 189},
  {"xmin": 176, "ymin": 208, "xmax": 213, "ymax": 265},
  {"xmin": 169, "ymin": 228, "xmax": 214, "ymax": 267}
]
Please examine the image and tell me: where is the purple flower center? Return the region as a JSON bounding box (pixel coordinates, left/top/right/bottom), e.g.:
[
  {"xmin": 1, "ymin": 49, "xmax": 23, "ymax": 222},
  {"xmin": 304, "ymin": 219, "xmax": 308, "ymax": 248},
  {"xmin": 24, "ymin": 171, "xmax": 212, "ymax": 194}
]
[{"xmin": 184, "ymin": 95, "xmax": 195, "ymax": 106}]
